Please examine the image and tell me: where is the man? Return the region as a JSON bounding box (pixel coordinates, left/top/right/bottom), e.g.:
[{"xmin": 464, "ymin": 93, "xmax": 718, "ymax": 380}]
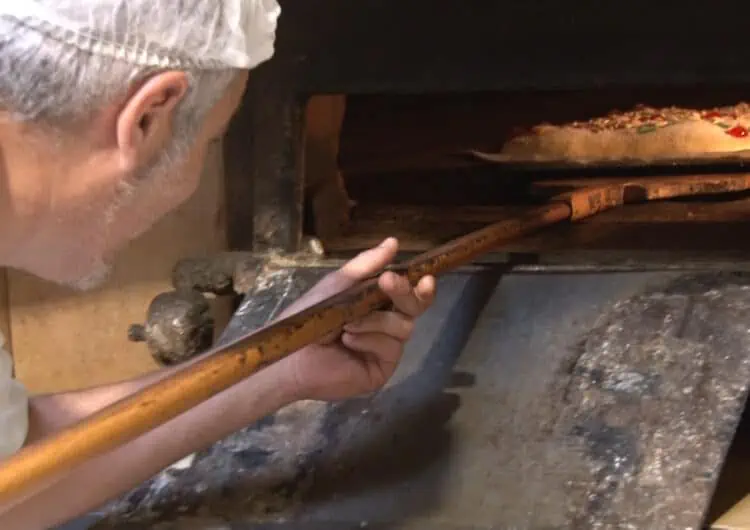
[{"xmin": 0, "ymin": 2, "xmax": 437, "ymax": 528}]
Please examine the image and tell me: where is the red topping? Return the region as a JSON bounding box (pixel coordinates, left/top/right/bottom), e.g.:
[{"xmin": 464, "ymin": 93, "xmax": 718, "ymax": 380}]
[
  {"xmin": 703, "ymin": 111, "xmax": 722, "ymax": 119},
  {"xmin": 727, "ymin": 125, "xmax": 748, "ymax": 138}
]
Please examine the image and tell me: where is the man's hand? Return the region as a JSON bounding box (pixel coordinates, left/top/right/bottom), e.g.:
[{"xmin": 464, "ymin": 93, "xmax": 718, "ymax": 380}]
[{"xmin": 275, "ymin": 238, "xmax": 436, "ymax": 401}]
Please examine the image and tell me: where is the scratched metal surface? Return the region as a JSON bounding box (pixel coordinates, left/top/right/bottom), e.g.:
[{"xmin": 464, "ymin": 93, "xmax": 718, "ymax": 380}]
[{"xmin": 63, "ymin": 269, "xmax": 750, "ymax": 529}]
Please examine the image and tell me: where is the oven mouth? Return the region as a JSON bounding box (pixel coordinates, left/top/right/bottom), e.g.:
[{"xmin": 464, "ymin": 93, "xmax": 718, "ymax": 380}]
[{"xmin": 301, "ymin": 90, "xmax": 750, "ymax": 266}]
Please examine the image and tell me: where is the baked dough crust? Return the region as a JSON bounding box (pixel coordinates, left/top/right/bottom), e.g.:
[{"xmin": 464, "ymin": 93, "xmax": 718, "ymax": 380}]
[{"xmin": 473, "ymin": 103, "xmax": 750, "ymax": 164}]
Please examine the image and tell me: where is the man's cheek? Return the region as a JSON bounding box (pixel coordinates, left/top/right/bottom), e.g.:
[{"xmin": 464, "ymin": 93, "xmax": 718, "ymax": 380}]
[
  {"xmin": 173, "ymin": 169, "xmax": 202, "ymax": 204},
  {"xmin": 121, "ymin": 175, "xmax": 200, "ymax": 239},
  {"xmin": 158, "ymin": 156, "xmax": 203, "ymax": 201},
  {"xmin": 106, "ymin": 153, "xmax": 205, "ymax": 251}
]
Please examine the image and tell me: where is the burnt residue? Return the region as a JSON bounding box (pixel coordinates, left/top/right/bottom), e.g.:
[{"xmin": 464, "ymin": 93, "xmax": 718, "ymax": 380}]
[
  {"xmin": 171, "ymin": 254, "xmax": 253, "ymax": 296},
  {"xmin": 570, "ymin": 419, "xmax": 640, "ymax": 518},
  {"xmin": 561, "ymin": 272, "xmax": 750, "ymax": 529},
  {"xmin": 128, "ymin": 290, "xmax": 215, "ymax": 366},
  {"xmin": 131, "ymin": 251, "xmax": 326, "ymax": 367},
  {"xmin": 94, "ymin": 400, "xmax": 331, "ymax": 527}
]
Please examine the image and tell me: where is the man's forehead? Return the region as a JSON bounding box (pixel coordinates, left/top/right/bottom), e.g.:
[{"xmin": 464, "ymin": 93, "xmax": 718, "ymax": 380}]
[{"xmin": 0, "ymin": 0, "xmax": 281, "ymax": 71}]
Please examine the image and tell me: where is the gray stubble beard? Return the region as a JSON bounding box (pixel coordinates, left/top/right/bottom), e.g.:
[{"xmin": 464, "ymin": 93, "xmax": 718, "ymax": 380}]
[{"xmin": 63, "ymin": 130, "xmax": 194, "ymax": 292}]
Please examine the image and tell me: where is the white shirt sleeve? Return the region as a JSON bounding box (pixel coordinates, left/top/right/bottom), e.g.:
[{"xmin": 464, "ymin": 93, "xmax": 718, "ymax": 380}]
[{"xmin": 0, "ymin": 332, "xmax": 29, "ymax": 460}]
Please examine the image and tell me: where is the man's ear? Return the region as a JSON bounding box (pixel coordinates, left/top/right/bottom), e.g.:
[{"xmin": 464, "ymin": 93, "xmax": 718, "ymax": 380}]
[{"xmin": 115, "ymin": 71, "xmax": 189, "ymax": 170}]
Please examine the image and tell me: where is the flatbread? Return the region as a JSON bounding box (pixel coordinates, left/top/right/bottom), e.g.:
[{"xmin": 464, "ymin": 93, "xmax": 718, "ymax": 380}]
[{"xmin": 472, "ymin": 103, "xmax": 750, "ymax": 164}]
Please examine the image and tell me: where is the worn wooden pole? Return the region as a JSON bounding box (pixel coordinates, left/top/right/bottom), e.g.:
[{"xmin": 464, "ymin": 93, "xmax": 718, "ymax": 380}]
[
  {"xmin": 0, "ymin": 203, "xmax": 571, "ymax": 505},
  {"xmin": 2, "ymin": 172, "xmax": 750, "ymax": 505}
]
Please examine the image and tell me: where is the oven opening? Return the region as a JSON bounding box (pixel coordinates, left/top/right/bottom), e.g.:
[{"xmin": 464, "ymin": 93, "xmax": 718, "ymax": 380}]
[{"xmin": 303, "ymin": 88, "xmax": 750, "ymax": 265}]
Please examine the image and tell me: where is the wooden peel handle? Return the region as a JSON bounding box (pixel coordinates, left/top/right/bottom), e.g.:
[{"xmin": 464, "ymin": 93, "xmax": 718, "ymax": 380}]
[{"xmin": 0, "ymin": 203, "xmax": 571, "ymax": 505}]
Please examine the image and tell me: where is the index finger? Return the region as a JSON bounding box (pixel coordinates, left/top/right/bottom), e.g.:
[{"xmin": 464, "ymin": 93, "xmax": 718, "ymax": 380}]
[{"xmin": 379, "ymin": 272, "xmax": 436, "ymax": 317}]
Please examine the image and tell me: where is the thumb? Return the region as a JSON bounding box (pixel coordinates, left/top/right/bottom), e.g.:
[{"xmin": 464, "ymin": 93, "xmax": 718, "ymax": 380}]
[
  {"xmin": 331, "ymin": 237, "xmax": 399, "ymax": 288},
  {"xmin": 275, "ymin": 238, "xmax": 400, "ymax": 321}
]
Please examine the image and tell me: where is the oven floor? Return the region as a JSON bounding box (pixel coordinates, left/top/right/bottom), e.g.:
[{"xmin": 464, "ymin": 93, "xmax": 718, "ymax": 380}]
[{"xmin": 61, "ymin": 270, "xmax": 750, "ymax": 529}]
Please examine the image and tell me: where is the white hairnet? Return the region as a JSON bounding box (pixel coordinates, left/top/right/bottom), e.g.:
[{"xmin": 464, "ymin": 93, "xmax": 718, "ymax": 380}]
[{"xmin": 0, "ymin": 0, "xmax": 281, "ymax": 70}]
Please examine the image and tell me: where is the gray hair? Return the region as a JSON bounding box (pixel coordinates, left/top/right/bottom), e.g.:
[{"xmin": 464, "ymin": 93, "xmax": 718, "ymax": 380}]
[{"xmin": 0, "ymin": 15, "xmax": 237, "ymax": 141}]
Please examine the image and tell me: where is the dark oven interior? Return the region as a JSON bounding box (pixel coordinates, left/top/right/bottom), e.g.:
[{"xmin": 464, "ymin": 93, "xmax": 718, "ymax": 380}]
[{"xmin": 302, "ymin": 88, "xmax": 750, "ymax": 267}]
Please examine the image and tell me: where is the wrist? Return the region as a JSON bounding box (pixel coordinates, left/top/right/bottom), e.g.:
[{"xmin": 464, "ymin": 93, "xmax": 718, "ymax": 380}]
[{"xmin": 256, "ymin": 358, "xmax": 306, "ymax": 405}]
